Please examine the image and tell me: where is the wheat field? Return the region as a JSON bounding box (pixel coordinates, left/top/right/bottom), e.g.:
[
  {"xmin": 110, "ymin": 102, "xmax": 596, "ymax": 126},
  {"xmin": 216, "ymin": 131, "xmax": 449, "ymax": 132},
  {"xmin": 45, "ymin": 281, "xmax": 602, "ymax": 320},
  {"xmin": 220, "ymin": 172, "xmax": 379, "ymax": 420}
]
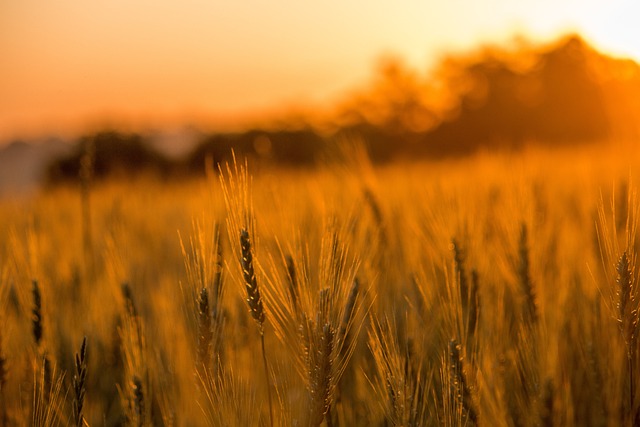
[{"xmin": 1, "ymin": 143, "xmax": 640, "ymax": 426}]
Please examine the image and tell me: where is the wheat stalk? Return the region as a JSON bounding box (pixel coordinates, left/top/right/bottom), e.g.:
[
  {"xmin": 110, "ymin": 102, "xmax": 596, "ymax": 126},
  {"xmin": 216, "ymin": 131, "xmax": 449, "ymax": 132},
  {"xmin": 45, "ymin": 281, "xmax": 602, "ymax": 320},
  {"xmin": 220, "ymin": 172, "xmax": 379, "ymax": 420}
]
[
  {"xmin": 339, "ymin": 279, "xmax": 359, "ymax": 343},
  {"xmin": 73, "ymin": 336, "xmax": 88, "ymax": 427},
  {"xmin": 119, "ymin": 285, "xmax": 150, "ymax": 427},
  {"xmin": 616, "ymin": 251, "xmax": 637, "ymax": 419},
  {"xmin": 32, "ymin": 358, "xmax": 66, "ymax": 427},
  {"xmin": 132, "ymin": 376, "xmax": 145, "ymax": 427},
  {"xmin": 452, "ymin": 239, "xmax": 468, "ymax": 314},
  {"xmin": 0, "ymin": 331, "xmax": 6, "ymax": 392},
  {"xmin": 448, "ymin": 339, "xmax": 478, "ymax": 425},
  {"xmin": 0, "ymin": 331, "xmax": 6, "ymax": 425},
  {"xmin": 518, "ymin": 224, "xmax": 537, "ymax": 324},
  {"xmin": 197, "ymin": 287, "xmax": 213, "ymax": 379},
  {"xmin": 617, "ymin": 251, "xmax": 634, "ymax": 345},
  {"xmin": 369, "ymin": 317, "xmax": 428, "ymax": 426},
  {"xmin": 538, "ymin": 378, "xmax": 554, "ymax": 427},
  {"xmin": 32, "ymin": 280, "xmax": 43, "ymax": 348},
  {"xmin": 285, "ymin": 254, "xmax": 299, "ymax": 312},
  {"xmin": 467, "ymin": 270, "xmax": 480, "ymax": 350},
  {"xmin": 308, "ymin": 322, "xmax": 335, "ymax": 427}
]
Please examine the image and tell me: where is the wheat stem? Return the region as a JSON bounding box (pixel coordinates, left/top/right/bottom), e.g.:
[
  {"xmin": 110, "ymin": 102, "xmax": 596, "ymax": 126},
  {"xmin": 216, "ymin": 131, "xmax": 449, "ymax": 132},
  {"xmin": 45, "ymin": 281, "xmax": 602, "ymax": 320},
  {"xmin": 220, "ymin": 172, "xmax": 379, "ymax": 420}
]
[
  {"xmin": 73, "ymin": 337, "xmax": 88, "ymax": 427},
  {"xmin": 260, "ymin": 332, "xmax": 274, "ymax": 427}
]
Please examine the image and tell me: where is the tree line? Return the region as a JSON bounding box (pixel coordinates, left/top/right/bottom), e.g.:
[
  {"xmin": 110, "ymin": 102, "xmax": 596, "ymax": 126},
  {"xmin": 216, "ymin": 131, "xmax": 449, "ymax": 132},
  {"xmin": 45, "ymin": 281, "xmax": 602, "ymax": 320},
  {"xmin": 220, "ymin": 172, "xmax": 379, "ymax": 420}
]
[{"xmin": 45, "ymin": 34, "xmax": 640, "ymax": 183}]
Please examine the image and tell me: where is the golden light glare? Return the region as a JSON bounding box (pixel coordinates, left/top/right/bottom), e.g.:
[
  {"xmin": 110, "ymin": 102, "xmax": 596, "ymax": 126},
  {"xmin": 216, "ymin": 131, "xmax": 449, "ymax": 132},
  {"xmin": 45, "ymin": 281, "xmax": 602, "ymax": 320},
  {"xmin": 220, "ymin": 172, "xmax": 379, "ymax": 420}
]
[{"xmin": 1, "ymin": 0, "xmax": 639, "ymax": 140}]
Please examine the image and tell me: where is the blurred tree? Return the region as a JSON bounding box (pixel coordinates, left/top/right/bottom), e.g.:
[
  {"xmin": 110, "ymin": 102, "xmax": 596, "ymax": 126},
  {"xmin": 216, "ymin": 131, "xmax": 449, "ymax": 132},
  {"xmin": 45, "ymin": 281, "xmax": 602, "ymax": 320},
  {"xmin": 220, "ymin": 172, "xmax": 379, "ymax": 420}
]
[
  {"xmin": 335, "ymin": 34, "xmax": 629, "ymax": 158},
  {"xmin": 45, "ymin": 131, "xmax": 172, "ymax": 184},
  {"xmin": 41, "ymin": 33, "xmax": 640, "ymax": 183},
  {"xmin": 346, "ymin": 55, "xmax": 437, "ymax": 133},
  {"xmin": 184, "ymin": 129, "xmax": 327, "ymax": 173},
  {"xmin": 422, "ymin": 35, "xmax": 611, "ymax": 155}
]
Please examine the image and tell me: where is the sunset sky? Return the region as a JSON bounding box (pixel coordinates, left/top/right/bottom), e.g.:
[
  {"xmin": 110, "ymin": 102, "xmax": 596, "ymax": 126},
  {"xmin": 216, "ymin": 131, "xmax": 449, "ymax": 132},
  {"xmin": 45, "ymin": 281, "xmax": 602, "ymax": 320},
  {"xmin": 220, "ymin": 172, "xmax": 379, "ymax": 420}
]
[{"xmin": 1, "ymin": 0, "xmax": 639, "ymax": 142}]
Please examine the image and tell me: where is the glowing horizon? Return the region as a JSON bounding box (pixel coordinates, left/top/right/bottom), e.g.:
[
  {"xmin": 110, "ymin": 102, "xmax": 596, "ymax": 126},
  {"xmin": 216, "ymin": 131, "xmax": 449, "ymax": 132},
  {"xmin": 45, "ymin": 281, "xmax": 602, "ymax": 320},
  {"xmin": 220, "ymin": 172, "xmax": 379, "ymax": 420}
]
[{"xmin": 1, "ymin": 0, "xmax": 639, "ymax": 142}]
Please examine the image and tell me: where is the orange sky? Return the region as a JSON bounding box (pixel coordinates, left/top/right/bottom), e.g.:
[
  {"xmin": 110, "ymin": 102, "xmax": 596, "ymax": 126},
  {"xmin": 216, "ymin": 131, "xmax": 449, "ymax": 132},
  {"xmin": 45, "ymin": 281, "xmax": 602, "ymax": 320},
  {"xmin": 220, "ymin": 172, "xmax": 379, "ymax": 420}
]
[{"xmin": 1, "ymin": 0, "xmax": 639, "ymax": 142}]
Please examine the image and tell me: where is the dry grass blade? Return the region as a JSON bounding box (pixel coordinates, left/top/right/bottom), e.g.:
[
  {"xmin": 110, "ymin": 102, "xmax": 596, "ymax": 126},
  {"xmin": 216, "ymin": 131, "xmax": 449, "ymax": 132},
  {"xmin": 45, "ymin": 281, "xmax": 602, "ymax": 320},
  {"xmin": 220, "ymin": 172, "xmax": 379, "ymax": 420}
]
[
  {"xmin": 218, "ymin": 153, "xmax": 255, "ymax": 255},
  {"xmin": 32, "ymin": 357, "xmax": 66, "ymax": 427},
  {"xmin": 199, "ymin": 367, "xmax": 260, "ymax": 427}
]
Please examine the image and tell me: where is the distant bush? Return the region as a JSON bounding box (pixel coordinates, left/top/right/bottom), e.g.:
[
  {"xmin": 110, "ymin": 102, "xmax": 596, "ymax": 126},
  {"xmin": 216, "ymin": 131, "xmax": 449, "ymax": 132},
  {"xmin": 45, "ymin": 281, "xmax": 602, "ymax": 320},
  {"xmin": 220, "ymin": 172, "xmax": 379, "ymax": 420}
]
[
  {"xmin": 45, "ymin": 131, "xmax": 173, "ymax": 184},
  {"xmin": 184, "ymin": 128, "xmax": 327, "ymax": 172}
]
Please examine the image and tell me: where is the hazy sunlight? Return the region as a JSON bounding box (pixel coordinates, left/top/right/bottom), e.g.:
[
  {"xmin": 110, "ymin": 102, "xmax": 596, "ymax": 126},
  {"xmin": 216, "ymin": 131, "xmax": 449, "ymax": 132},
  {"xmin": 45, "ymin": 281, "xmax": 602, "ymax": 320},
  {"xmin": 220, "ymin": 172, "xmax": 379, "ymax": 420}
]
[{"xmin": 1, "ymin": 0, "xmax": 639, "ymax": 140}]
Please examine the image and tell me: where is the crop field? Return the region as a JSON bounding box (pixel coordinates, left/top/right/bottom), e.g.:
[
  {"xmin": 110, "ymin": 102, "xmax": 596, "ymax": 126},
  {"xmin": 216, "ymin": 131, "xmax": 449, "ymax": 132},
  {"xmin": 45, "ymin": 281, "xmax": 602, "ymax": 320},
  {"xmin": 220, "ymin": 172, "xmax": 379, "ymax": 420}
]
[{"xmin": 1, "ymin": 144, "xmax": 640, "ymax": 426}]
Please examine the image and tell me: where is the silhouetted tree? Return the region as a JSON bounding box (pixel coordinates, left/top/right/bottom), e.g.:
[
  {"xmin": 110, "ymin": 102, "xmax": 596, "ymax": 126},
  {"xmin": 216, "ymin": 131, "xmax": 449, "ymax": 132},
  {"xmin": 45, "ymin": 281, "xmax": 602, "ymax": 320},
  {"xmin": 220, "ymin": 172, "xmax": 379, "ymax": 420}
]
[
  {"xmin": 184, "ymin": 129, "xmax": 327, "ymax": 173},
  {"xmin": 45, "ymin": 131, "xmax": 172, "ymax": 184},
  {"xmin": 336, "ymin": 34, "xmax": 624, "ymax": 159},
  {"xmin": 41, "ymin": 33, "xmax": 640, "ymax": 182},
  {"xmin": 421, "ymin": 35, "xmax": 611, "ymax": 155}
]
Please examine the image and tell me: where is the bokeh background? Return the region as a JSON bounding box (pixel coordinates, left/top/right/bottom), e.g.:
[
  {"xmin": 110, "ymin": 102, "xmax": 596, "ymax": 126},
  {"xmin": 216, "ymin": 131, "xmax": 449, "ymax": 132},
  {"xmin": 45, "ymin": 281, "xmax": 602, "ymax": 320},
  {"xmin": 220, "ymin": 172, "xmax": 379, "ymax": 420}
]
[{"xmin": 2, "ymin": 0, "xmax": 640, "ymax": 193}]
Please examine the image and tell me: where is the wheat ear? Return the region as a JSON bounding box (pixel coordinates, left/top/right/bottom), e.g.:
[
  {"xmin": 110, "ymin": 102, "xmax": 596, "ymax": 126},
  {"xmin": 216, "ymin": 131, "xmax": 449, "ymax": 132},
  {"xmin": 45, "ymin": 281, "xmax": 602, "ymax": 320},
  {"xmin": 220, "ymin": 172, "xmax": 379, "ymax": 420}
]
[
  {"xmin": 239, "ymin": 229, "xmax": 273, "ymax": 427},
  {"xmin": 617, "ymin": 251, "xmax": 636, "ymax": 418},
  {"xmin": 308, "ymin": 322, "xmax": 335, "ymax": 427},
  {"xmin": 240, "ymin": 229, "xmax": 265, "ymax": 327},
  {"xmin": 197, "ymin": 287, "xmax": 212, "ymax": 379},
  {"xmin": 132, "ymin": 376, "xmax": 145, "ymax": 427},
  {"xmin": 448, "ymin": 339, "xmax": 478, "ymax": 425}
]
